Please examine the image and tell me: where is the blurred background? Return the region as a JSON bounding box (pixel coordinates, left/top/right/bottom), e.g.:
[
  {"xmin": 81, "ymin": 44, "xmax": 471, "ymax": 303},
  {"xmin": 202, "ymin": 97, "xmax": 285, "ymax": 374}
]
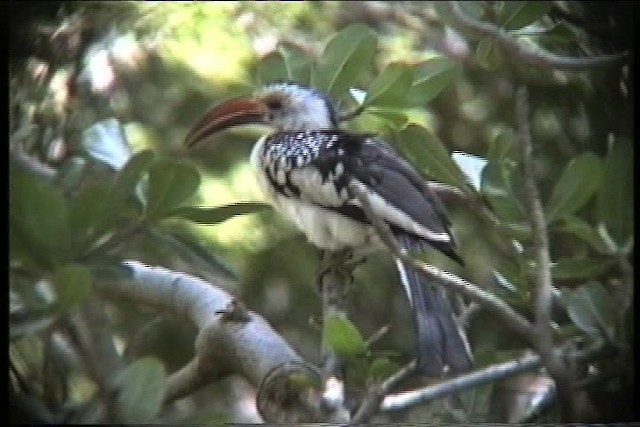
[{"xmin": 9, "ymin": 1, "xmax": 634, "ymax": 424}]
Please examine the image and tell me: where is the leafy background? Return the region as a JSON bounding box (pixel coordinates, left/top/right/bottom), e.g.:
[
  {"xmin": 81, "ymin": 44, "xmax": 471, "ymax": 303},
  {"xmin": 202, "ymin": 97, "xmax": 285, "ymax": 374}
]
[{"xmin": 9, "ymin": 1, "xmax": 634, "ymax": 424}]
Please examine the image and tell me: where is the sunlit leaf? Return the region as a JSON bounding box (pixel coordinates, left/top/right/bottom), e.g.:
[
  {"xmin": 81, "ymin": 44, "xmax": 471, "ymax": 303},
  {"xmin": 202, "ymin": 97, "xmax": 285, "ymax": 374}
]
[
  {"xmin": 171, "ymin": 202, "xmax": 271, "ymax": 224},
  {"xmin": 364, "ymin": 62, "xmax": 414, "ymax": 107},
  {"xmin": 116, "ymin": 357, "xmax": 167, "ymax": 423},
  {"xmin": 145, "ymin": 160, "xmax": 201, "ymax": 221},
  {"xmin": 396, "ymin": 124, "xmax": 468, "ymax": 189},
  {"xmin": 452, "ymin": 152, "xmax": 488, "ymax": 192},
  {"xmin": 83, "ymin": 118, "xmax": 132, "ymax": 171},
  {"xmin": 365, "ymin": 108, "xmax": 409, "ymax": 129},
  {"xmin": 559, "ymin": 281, "xmax": 616, "ymax": 337},
  {"xmin": 312, "ymin": 24, "xmax": 378, "ymax": 98},
  {"xmin": 10, "ymin": 167, "xmax": 70, "ymax": 269},
  {"xmin": 597, "ymin": 138, "xmax": 633, "ymax": 248},
  {"xmin": 409, "ymin": 58, "xmax": 460, "ymax": 105},
  {"xmin": 323, "ymin": 316, "xmax": 367, "ymax": 358},
  {"xmin": 545, "ymin": 153, "xmax": 604, "ymax": 224},
  {"xmin": 501, "ymin": 1, "xmax": 552, "ymax": 30},
  {"xmin": 54, "ymin": 264, "xmax": 92, "ymax": 311}
]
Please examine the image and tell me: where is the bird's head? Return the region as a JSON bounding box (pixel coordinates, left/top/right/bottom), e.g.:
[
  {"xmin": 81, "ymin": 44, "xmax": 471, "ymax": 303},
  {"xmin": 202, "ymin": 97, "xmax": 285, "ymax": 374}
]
[{"xmin": 184, "ymin": 82, "xmax": 339, "ymax": 148}]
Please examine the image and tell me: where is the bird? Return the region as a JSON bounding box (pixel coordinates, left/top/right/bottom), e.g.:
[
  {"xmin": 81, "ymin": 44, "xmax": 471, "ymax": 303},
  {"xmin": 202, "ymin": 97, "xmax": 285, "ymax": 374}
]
[{"xmin": 184, "ymin": 81, "xmax": 472, "ymax": 377}]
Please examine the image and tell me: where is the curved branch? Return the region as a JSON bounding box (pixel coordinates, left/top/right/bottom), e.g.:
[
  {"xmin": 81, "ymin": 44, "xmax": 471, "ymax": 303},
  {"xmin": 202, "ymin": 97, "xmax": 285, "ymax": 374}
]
[
  {"xmin": 445, "ymin": 1, "xmax": 628, "ymax": 71},
  {"xmin": 93, "ymin": 260, "xmax": 346, "ymax": 423}
]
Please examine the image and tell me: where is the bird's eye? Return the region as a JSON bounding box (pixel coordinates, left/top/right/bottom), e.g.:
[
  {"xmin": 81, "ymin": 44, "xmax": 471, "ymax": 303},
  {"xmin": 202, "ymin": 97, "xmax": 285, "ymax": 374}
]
[{"xmin": 266, "ymin": 98, "xmax": 283, "ymax": 110}]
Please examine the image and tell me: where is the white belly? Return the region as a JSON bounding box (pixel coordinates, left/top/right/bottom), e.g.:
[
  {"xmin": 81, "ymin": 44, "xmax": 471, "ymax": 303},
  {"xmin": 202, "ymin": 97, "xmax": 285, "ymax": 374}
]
[{"xmin": 250, "ymin": 137, "xmax": 380, "ymax": 250}]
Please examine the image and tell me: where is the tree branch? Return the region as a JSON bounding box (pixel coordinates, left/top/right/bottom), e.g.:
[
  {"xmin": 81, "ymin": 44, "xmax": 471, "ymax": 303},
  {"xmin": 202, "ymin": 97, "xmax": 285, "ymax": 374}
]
[
  {"xmin": 444, "ymin": 1, "xmax": 628, "ymax": 71},
  {"xmin": 516, "ymin": 86, "xmax": 574, "ymax": 421},
  {"xmin": 381, "ymin": 342, "xmax": 606, "ymax": 412},
  {"xmin": 318, "ymin": 249, "xmax": 353, "ymax": 416},
  {"xmin": 93, "ymin": 260, "xmax": 347, "ymax": 423},
  {"xmin": 350, "ymin": 361, "xmax": 417, "ymax": 424}
]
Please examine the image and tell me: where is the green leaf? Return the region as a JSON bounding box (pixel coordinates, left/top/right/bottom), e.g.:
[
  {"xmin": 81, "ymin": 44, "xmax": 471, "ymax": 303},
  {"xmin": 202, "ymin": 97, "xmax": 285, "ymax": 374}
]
[
  {"xmin": 481, "ymin": 160, "xmax": 527, "ymax": 223},
  {"xmin": 171, "ymin": 202, "xmax": 271, "ymax": 224},
  {"xmin": 368, "ymin": 357, "xmax": 400, "ymax": 382},
  {"xmin": 69, "ymin": 183, "xmax": 114, "ymax": 254},
  {"xmin": 487, "ymin": 127, "xmax": 516, "ymax": 161},
  {"xmin": 545, "ymin": 153, "xmax": 604, "ymax": 224},
  {"xmin": 312, "ymin": 24, "xmax": 378, "ymax": 98},
  {"xmin": 475, "ymin": 37, "xmax": 501, "ymax": 70},
  {"xmin": 396, "ymin": 124, "xmax": 468, "ymax": 188},
  {"xmin": 555, "ymin": 216, "xmax": 612, "ymax": 255},
  {"xmin": 279, "ymin": 45, "xmax": 313, "ymax": 84},
  {"xmin": 526, "ymin": 258, "xmax": 615, "ymax": 280},
  {"xmin": 365, "ymin": 108, "xmax": 409, "ymax": 129},
  {"xmin": 597, "ymin": 138, "xmax": 633, "ymax": 248},
  {"xmin": 559, "ymin": 282, "xmax": 616, "ymax": 337},
  {"xmin": 110, "ymin": 150, "xmax": 155, "ymax": 207},
  {"xmin": 323, "ymin": 316, "xmax": 367, "ymax": 358},
  {"xmin": 257, "ymin": 50, "xmax": 288, "ymax": 85},
  {"xmin": 69, "ymin": 151, "xmax": 154, "ymax": 255},
  {"xmin": 501, "ymin": 1, "xmax": 552, "ymax": 30},
  {"xmin": 148, "ymin": 229, "xmax": 238, "ymax": 280},
  {"xmin": 145, "ymin": 160, "xmax": 201, "ymax": 221},
  {"xmin": 116, "ymin": 357, "xmax": 167, "ymax": 423},
  {"xmin": 10, "ymin": 167, "xmax": 70, "ymax": 269},
  {"xmin": 54, "ymin": 264, "xmax": 92, "ymax": 311},
  {"xmin": 409, "ymin": 58, "xmax": 460, "ymax": 105},
  {"xmin": 364, "ymin": 63, "xmax": 414, "ymax": 108}
]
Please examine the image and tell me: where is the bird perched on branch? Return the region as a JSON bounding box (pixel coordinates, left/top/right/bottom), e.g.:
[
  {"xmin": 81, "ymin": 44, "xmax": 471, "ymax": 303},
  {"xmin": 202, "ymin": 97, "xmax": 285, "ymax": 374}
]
[{"xmin": 184, "ymin": 81, "xmax": 472, "ymax": 377}]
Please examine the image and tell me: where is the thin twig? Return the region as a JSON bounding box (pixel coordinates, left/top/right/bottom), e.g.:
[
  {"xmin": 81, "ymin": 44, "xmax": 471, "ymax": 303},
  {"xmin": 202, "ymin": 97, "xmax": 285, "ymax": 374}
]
[
  {"xmin": 516, "ymin": 87, "xmax": 553, "ymax": 337},
  {"xmin": 365, "ymin": 324, "xmax": 390, "ymax": 347},
  {"xmin": 346, "ymin": 181, "xmax": 535, "ymax": 341},
  {"xmin": 516, "ymin": 87, "xmax": 574, "ymax": 421},
  {"xmin": 350, "ymin": 361, "xmax": 417, "ymax": 424},
  {"xmin": 339, "ymin": 103, "xmax": 368, "ymax": 122},
  {"xmin": 164, "ymin": 357, "xmax": 219, "ymax": 404},
  {"xmin": 80, "ymin": 220, "xmax": 146, "ymax": 262},
  {"xmin": 445, "ymin": 1, "xmax": 628, "ymax": 71},
  {"xmin": 381, "ymin": 341, "xmax": 606, "ymax": 412}
]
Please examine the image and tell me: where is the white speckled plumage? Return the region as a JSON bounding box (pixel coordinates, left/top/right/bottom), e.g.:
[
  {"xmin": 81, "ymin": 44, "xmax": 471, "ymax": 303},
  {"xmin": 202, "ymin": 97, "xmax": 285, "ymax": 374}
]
[{"xmin": 194, "ymin": 82, "xmax": 473, "ymax": 376}]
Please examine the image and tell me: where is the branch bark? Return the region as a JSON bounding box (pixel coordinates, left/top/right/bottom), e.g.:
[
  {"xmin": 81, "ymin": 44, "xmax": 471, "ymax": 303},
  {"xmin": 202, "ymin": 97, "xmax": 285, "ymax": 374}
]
[
  {"xmin": 93, "ymin": 260, "xmax": 346, "ymax": 423},
  {"xmin": 381, "ymin": 342, "xmax": 606, "ymax": 412},
  {"xmin": 515, "ymin": 87, "xmax": 575, "ymax": 421}
]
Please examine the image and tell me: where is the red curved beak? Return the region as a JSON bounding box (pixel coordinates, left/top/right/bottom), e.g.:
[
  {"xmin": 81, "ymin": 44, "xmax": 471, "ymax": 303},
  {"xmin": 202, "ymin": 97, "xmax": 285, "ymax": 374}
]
[{"xmin": 184, "ymin": 98, "xmax": 267, "ymax": 148}]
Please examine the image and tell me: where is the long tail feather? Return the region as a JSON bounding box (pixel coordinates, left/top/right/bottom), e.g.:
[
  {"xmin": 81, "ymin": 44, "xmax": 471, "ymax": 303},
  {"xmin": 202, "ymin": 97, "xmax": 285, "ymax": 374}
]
[{"xmin": 393, "ymin": 233, "xmax": 473, "ymax": 377}]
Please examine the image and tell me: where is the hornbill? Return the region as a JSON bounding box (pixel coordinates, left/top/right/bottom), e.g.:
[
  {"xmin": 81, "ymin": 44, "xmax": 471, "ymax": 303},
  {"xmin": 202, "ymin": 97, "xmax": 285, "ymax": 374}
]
[{"xmin": 184, "ymin": 82, "xmax": 473, "ymax": 377}]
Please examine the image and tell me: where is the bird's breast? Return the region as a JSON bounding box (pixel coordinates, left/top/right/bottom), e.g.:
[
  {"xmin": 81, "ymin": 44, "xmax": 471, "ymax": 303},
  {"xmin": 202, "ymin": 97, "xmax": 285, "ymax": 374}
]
[{"xmin": 250, "ymin": 136, "xmax": 379, "ymax": 250}]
